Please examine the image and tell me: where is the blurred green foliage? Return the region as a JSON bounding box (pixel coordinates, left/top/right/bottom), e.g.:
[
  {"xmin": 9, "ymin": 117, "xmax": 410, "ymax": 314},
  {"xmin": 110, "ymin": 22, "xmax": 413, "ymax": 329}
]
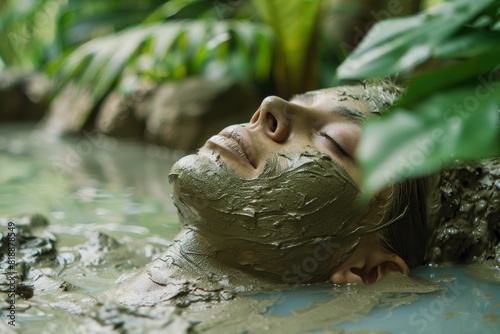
[
  {"xmin": 253, "ymin": 0, "xmax": 321, "ymax": 97},
  {"xmin": 0, "ymin": 0, "xmax": 165, "ymax": 70},
  {"xmin": 0, "ymin": 0, "xmax": 331, "ymax": 125},
  {"xmin": 52, "ymin": 19, "xmax": 272, "ymax": 105},
  {"xmin": 0, "ymin": 0, "xmax": 59, "ymax": 69},
  {"xmin": 57, "ymin": 0, "xmax": 165, "ymax": 48},
  {"xmin": 337, "ymin": 0, "xmax": 500, "ymax": 196},
  {"xmin": 50, "ymin": 0, "xmax": 326, "ymax": 99}
]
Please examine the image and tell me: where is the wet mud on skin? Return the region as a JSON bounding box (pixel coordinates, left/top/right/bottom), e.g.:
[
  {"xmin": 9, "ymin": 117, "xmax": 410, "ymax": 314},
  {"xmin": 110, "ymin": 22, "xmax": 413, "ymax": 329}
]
[{"xmin": 165, "ymin": 150, "xmax": 364, "ymax": 285}]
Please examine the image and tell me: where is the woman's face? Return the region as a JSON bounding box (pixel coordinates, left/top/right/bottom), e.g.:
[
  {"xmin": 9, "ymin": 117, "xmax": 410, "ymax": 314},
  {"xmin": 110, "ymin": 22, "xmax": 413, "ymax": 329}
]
[
  {"xmin": 199, "ymin": 86, "xmax": 375, "ymax": 185},
  {"xmin": 168, "ymin": 85, "xmax": 392, "ymax": 284}
]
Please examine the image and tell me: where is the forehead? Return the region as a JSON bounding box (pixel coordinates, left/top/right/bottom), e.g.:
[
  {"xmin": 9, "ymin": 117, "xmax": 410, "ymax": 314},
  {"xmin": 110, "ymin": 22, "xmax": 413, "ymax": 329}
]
[
  {"xmin": 290, "ymin": 86, "xmax": 386, "ymax": 117},
  {"xmin": 290, "ymin": 87, "xmax": 373, "ymax": 117}
]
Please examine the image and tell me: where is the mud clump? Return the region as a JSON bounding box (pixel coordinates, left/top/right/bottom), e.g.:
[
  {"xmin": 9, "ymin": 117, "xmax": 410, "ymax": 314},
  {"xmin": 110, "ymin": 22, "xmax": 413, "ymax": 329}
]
[
  {"xmin": 0, "ymin": 213, "xmax": 185, "ymax": 333},
  {"xmin": 75, "ymin": 302, "xmax": 193, "ymax": 333},
  {"xmin": 426, "ymin": 158, "xmax": 500, "ymax": 265}
]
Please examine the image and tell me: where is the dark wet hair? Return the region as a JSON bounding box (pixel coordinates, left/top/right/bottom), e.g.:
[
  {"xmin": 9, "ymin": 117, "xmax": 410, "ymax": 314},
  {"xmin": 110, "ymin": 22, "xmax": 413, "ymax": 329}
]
[{"xmin": 377, "ymin": 178, "xmax": 429, "ymax": 267}]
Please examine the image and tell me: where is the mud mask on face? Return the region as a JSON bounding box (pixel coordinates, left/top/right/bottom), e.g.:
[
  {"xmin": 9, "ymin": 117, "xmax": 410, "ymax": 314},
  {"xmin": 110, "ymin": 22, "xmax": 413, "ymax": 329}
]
[{"xmin": 168, "ymin": 150, "xmax": 366, "ymax": 284}]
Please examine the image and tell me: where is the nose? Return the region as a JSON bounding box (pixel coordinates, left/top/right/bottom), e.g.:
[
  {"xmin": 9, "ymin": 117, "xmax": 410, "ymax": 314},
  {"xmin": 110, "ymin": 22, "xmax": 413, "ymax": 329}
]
[{"xmin": 249, "ymin": 96, "xmax": 295, "ymax": 143}]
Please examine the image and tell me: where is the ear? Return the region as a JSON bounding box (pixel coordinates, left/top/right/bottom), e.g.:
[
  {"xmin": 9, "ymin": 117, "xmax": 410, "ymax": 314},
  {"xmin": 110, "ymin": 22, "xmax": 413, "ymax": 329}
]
[{"xmin": 330, "ymin": 235, "xmax": 410, "ymax": 285}]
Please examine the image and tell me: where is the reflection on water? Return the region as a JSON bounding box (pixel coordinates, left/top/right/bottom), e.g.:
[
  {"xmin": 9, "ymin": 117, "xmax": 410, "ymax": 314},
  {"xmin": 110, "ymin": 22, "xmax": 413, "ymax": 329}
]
[
  {"xmin": 0, "ymin": 124, "xmax": 499, "ymax": 333},
  {"xmin": 254, "ymin": 265, "xmax": 500, "ymax": 334},
  {"xmin": 0, "ymin": 124, "xmax": 183, "ymax": 243}
]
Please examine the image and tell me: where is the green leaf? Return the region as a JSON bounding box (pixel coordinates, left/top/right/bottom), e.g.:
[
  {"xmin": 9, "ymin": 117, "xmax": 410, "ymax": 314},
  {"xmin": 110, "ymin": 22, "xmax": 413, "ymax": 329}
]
[
  {"xmin": 49, "ymin": 19, "xmax": 274, "ymax": 130},
  {"xmin": 254, "ymin": 28, "xmax": 273, "ymax": 81},
  {"xmin": 252, "ymin": 0, "xmax": 321, "ymax": 95},
  {"xmin": 150, "ymin": 23, "xmax": 183, "ymax": 63},
  {"xmin": 144, "ymin": 0, "xmax": 212, "ymax": 23},
  {"xmin": 399, "ymin": 47, "xmax": 500, "ymax": 106},
  {"xmin": 434, "ymin": 27, "xmax": 500, "ymax": 58},
  {"xmin": 0, "ymin": 0, "xmax": 60, "ymax": 68},
  {"xmin": 57, "ymin": 0, "xmax": 162, "ymax": 47},
  {"xmin": 337, "ymin": 0, "xmax": 496, "ymax": 80},
  {"xmin": 90, "ymin": 29, "xmax": 152, "ymax": 101},
  {"xmin": 358, "ymin": 82, "xmax": 500, "ymax": 196},
  {"xmin": 185, "ymin": 20, "xmax": 210, "ymax": 73}
]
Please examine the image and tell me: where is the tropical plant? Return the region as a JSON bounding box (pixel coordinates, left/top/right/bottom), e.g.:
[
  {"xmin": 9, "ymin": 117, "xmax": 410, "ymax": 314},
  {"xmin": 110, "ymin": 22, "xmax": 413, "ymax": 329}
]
[
  {"xmin": 0, "ymin": 0, "xmax": 59, "ymax": 70},
  {"xmin": 0, "ymin": 0, "xmax": 165, "ymax": 70},
  {"xmin": 57, "ymin": 0, "xmax": 167, "ymax": 49},
  {"xmin": 252, "ymin": 0, "xmax": 322, "ymax": 97},
  {"xmin": 47, "ymin": 20, "xmax": 273, "ymax": 130},
  {"xmin": 41, "ymin": 0, "xmax": 331, "ymax": 130},
  {"xmin": 336, "ymin": 0, "xmax": 500, "ymax": 197}
]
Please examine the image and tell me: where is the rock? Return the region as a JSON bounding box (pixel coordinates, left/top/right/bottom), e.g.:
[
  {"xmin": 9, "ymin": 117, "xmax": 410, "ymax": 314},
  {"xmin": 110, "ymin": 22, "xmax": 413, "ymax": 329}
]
[
  {"xmin": 138, "ymin": 77, "xmax": 261, "ymax": 151},
  {"xmin": 94, "ymin": 85, "xmax": 151, "ymax": 139},
  {"xmin": 39, "ymin": 82, "xmax": 94, "ymax": 137},
  {"xmin": 426, "ymin": 158, "xmax": 500, "ymax": 263},
  {"xmin": 46, "ymin": 77, "xmax": 262, "ymax": 151},
  {"xmin": 0, "ymin": 213, "xmax": 57, "ymax": 266},
  {"xmin": 0, "ymin": 71, "xmax": 51, "ymax": 122}
]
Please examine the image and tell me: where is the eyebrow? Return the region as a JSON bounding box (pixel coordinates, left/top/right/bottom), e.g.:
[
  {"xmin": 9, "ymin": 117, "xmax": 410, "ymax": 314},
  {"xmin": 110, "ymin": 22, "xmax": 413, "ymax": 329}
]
[{"xmin": 333, "ymin": 105, "xmax": 364, "ymax": 124}]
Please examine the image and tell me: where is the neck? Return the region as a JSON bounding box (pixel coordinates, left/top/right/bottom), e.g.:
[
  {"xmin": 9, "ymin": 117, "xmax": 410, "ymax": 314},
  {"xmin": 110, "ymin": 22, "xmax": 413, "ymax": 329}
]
[
  {"xmin": 147, "ymin": 229, "xmax": 281, "ymax": 291},
  {"xmin": 103, "ymin": 228, "xmax": 277, "ymax": 307}
]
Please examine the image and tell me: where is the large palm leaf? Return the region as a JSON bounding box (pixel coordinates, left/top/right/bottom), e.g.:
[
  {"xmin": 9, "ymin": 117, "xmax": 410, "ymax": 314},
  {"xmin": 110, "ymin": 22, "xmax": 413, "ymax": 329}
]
[
  {"xmin": 253, "ymin": 0, "xmax": 322, "ymax": 97},
  {"xmin": 47, "ymin": 19, "xmax": 273, "ymax": 132}
]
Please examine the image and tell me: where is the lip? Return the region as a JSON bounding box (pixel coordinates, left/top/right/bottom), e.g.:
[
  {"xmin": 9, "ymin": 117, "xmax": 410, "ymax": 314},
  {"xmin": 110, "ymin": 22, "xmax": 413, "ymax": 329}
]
[{"xmin": 207, "ymin": 126, "xmax": 257, "ymax": 168}]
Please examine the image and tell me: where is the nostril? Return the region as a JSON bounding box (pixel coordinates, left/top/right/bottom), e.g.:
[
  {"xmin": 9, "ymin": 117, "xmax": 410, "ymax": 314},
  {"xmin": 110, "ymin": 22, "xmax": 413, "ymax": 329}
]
[
  {"xmin": 272, "ymin": 117, "xmax": 278, "ymax": 132},
  {"xmin": 267, "ymin": 112, "xmax": 278, "ymax": 132}
]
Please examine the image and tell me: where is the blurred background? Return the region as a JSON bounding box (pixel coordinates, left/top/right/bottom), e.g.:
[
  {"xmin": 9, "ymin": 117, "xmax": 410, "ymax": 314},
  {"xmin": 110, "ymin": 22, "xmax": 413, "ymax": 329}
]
[{"xmin": 0, "ymin": 0, "xmax": 430, "ymax": 151}]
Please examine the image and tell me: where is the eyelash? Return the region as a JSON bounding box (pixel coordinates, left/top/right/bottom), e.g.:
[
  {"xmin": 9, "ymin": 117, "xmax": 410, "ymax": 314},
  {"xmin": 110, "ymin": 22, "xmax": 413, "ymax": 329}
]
[{"xmin": 318, "ymin": 131, "xmax": 350, "ymax": 158}]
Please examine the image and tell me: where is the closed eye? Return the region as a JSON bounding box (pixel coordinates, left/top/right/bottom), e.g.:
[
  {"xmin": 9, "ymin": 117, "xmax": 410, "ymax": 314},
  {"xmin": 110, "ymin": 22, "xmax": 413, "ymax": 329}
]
[{"xmin": 319, "ymin": 131, "xmax": 351, "ymax": 160}]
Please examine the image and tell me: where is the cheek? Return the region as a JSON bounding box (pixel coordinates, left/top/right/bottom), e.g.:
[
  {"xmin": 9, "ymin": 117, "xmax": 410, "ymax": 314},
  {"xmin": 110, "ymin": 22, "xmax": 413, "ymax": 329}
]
[
  {"xmin": 171, "ymin": 151, "xmax": 365, "ymax": 282},
  {"xmin": 345, "ymin": 165, "xmax": 361, "ymax": 188}
]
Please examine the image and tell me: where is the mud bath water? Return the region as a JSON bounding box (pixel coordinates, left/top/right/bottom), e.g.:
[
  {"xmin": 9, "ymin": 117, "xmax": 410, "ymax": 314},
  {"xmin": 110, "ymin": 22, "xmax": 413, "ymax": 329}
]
[{"xmin": 0, "ymin": 125, "xmax": 499, "ymax": 333}]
